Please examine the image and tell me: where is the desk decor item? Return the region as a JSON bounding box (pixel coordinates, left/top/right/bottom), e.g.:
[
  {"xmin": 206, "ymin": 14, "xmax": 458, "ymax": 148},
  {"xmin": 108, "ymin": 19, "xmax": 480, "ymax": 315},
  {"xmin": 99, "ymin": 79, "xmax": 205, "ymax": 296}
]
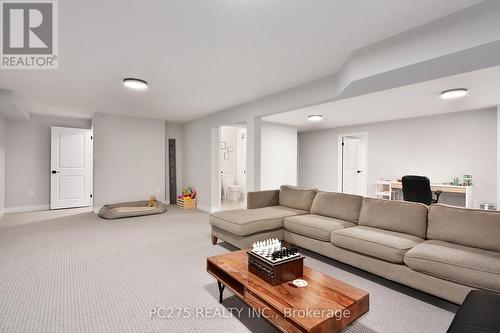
[
  {"xmin": 480, "ymin": 203, "xmax": 495, "ymax": 210},
  {"xmin": 248, "ymin": 239, "xmax": 304, "ymax": 286},
  {"xmin": 463, "ymin": 175, "xmax": 473, "ymax": 186}
]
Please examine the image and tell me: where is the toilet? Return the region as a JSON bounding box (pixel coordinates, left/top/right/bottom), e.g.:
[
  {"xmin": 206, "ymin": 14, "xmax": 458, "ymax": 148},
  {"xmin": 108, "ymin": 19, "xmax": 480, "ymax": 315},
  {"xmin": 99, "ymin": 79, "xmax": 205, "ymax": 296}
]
[{"xmin": 221, "ymin": 174, "xmax": 241, "ymax": 201}]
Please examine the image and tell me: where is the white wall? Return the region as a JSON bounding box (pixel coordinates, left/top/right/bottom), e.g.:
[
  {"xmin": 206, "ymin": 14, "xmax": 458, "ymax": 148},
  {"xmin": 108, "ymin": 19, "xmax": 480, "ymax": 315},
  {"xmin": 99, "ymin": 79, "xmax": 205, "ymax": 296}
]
[
  {"xmin": 298, "ymin": 108, "xmax": 497, "ymax": 208},
  {"xmin": 165, "ymin": 122, "xmax": 183, "ymax": 203},
  {"xmin": 498, "ymin": 106, "xmax": 500, "ymax": 209},
  {"xmin": 261, "ymin": 122, "xmax": 298, "ymax": 190},
  {"xmin": 93, "ymin": 113, "xmax": 165, "ymax": 209},
  {"xmin": 0, "ymin": 115, "xmax": 5, "ymax": 216},
  {"xmin": 5, "ymin": 115, "xmax": 92, "ymax": 210}
]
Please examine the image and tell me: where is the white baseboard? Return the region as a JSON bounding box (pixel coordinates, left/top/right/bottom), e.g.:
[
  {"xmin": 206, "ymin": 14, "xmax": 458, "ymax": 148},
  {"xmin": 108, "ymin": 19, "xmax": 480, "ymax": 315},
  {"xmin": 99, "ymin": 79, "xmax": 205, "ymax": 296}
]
[
  {"xmin": 196, "ymin": 204, "xmax": 212, "ymax": 213},
  {"xmin": 5, "ymin": 204, "xmax": 50, "ymax": 213}
]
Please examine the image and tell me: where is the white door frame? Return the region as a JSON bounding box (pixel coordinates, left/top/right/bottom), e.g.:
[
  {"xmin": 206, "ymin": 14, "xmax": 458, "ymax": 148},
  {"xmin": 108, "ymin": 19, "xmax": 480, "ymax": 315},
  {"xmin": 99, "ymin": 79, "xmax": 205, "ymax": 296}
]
[
  {"xmin": 337, "ymin": 132, "xmax": 368, "ymax": 196},
  {"xmin": 210, "ymin": 127, "xmax": 221, "ymax": 212},
  {"xmin": 236, "ymin": 128, "xmax": 247, "ymax": 201},
  {"xmin": 210, "ymin": 123, "xmax": 248, "ymax": 212}
]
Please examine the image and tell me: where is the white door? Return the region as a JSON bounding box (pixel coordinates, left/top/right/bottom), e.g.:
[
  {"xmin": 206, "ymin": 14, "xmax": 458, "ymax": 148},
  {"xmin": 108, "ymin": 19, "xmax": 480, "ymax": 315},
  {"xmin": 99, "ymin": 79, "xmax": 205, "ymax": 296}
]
[
  {"xmin": 50, "ymin": 127, "xmax": 92, "ymax": 209},
  {"xmin": 341, "ymin": 135, "xmax": 367, "ymax": 196}
]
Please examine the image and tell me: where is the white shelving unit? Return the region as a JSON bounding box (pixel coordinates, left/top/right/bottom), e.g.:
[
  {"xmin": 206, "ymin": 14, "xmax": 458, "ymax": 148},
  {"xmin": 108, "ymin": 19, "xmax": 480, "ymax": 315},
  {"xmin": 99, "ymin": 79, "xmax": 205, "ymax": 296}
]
[{"xmin": 375, "ymin": 180, "xmax": 392, "ymax": 200}]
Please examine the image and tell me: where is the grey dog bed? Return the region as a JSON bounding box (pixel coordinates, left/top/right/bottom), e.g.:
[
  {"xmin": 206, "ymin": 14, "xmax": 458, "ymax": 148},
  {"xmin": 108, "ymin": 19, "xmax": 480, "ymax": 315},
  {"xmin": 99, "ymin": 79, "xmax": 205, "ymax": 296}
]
[{"xmin": 98, "ymin": 201, "xmax": 167, "ymax": 219}]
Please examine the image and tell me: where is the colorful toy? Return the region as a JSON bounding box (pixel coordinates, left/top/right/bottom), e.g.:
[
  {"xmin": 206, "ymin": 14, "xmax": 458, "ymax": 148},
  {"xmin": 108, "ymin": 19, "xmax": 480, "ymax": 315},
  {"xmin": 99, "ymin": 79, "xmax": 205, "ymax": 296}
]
[
  {"xmin": 178, "ymin": 186, "xmax": 196, "ymax": 200},
  {"xmin": 177, "ymin": 186, "xmax": 197, "ymax": 209}
]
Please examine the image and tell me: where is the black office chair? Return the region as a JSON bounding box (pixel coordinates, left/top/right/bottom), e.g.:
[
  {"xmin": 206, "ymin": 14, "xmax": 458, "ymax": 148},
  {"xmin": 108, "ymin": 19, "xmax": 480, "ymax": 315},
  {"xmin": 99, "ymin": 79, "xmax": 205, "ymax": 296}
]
[{"xmin": 402, "ymin": 175, "xmax": 442, "ymax": 205}]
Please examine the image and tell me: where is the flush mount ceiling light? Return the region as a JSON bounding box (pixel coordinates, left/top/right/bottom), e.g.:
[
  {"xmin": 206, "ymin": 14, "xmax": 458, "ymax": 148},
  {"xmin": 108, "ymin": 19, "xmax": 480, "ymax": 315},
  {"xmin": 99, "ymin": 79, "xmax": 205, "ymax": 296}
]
[
  {"xmin": 440, "ymin": 88, "xmax": 468, "ymax": 99},
  {"xmin": 123, "ymin": 78, "xmax": 148, "ymax": 90},
  {"xmin": 308, "ymin": 115, "xmax": 323, "ymax": 122}
]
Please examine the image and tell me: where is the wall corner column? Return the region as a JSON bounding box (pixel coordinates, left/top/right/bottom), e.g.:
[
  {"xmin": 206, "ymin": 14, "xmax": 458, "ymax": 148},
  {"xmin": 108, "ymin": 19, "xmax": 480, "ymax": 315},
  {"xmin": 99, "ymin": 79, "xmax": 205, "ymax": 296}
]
[
  {"xmin": 246, "ymin": 117, "xmax": 261, "ymax": 192},
  {"xmin": 497, "ymin": 106, "xmax": 500, "ymax": 210}
]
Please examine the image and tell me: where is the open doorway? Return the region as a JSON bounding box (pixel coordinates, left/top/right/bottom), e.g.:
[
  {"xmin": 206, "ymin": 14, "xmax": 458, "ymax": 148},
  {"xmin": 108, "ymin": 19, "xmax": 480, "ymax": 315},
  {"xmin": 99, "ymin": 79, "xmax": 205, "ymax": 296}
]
[
  {"xmin": 219, "ymin": 125, "xmax": 247, "ymax": 211},
  {"xmin": 338, "ymin": 132, "xmax": 367, "ymax": 196}
]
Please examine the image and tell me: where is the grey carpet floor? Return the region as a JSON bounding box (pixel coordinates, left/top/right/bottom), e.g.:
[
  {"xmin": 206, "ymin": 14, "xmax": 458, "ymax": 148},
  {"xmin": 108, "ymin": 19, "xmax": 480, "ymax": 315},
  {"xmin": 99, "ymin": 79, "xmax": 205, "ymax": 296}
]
[{"xmin": 0, "ymin": 207, "xmax": 457, "ymax": 333}]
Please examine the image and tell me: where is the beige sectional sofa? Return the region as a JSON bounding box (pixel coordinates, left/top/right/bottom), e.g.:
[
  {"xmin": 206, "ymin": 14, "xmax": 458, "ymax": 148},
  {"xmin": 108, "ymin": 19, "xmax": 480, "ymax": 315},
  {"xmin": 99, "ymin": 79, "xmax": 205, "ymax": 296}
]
[
  {"xmin": 210, "ymin": 186, "xmax": 317, "ymax": 248},
  {"xmin": 209, "ymin": 185, "xmax": 500, "ymax": 305}
]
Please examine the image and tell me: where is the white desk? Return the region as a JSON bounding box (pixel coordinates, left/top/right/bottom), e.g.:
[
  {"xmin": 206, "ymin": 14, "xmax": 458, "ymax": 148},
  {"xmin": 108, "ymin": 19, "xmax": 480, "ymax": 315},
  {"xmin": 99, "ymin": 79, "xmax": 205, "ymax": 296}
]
[{"xmin": 376, "ymin": 181, "xmax": 474, "ymax": 208}]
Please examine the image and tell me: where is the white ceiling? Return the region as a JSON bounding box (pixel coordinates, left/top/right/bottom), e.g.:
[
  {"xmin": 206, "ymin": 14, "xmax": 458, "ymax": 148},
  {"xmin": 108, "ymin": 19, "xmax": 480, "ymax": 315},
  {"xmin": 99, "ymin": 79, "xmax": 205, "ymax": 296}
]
[
  {"xmin": 0, "ymin": 0, "xmax": 483, "ymax": 121},
  {"xmin": 263, "ymin": 65, "xmax": 500, "ymax": 131}
]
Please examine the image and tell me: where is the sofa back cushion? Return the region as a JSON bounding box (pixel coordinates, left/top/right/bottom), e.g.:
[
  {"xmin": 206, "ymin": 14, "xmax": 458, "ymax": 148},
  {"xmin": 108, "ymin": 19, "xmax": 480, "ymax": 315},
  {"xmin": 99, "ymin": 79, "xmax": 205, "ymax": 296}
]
[
  {"xmin": 358, "ymin": 198, "xmax": 428, "ymax": 238},
  {"xmin": 279, "ymin": 185, "xmax": 318, "ymax": 211},
  {"xmin": 310, "ymin": 192, "xmax": 363, "ymax": 222},
  {"xmin": 427, "ymin": 204, "xmax": 500, "ymax": 252}
]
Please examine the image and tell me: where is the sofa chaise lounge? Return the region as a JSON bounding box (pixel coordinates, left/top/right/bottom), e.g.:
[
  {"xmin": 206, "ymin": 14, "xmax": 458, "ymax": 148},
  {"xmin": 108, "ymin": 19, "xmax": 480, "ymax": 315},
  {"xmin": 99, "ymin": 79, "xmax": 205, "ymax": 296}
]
[{"xmin": 209, "ymin": 185, "xmax": 500, "ymax": 305}]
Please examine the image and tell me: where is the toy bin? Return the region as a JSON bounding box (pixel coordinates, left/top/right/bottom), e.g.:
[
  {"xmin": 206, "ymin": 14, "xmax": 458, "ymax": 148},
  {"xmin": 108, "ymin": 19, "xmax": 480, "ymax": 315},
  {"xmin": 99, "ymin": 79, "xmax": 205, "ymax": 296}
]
[{"xmin": 176, "ymin": 197, "xmax": 197, "ymax": 209}]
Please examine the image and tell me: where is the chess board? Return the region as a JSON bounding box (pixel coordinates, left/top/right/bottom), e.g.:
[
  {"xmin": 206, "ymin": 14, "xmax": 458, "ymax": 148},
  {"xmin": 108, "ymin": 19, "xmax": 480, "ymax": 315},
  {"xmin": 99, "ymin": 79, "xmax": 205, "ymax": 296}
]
[
  {"xmin": 250, "ymin": 248, "xmax": 300, "ymax": 264},
  {"xmin": 250, "ymin": 239, "xmax": 300, "ymax": 264}
]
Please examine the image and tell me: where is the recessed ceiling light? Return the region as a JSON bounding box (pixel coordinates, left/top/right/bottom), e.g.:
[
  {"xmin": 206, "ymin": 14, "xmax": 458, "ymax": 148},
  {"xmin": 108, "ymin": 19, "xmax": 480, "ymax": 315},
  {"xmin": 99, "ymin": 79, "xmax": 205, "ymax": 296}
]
[
  {"xmin": 123, "ymin": 78, "xmax": 148, "ymax": 90},
  {"xmin": 308, "ymin": 115, "xmax": 323, "ymax": 122},
  {"xmin": 441, "ymin": 88, "xmax": 468, "ymax": 99}
]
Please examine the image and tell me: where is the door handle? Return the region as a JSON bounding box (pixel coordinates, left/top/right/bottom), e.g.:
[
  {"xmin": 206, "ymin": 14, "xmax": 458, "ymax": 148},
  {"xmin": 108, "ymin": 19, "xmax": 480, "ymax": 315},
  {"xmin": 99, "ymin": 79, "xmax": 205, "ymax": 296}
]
[
  {"xmin": 51, "ymin": 170, "xmax": 60, "ymax": 174},
  {"xmin": 356, "ymin": 170, "xmax": 363, "ymax": 174}
]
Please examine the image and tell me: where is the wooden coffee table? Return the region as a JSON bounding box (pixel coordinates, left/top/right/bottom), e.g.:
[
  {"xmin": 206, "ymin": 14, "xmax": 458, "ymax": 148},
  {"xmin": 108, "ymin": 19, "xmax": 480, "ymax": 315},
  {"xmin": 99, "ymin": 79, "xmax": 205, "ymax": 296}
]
[{"xmin": 207, "ymin": 250, "xmax": 369, "ymax": 333}]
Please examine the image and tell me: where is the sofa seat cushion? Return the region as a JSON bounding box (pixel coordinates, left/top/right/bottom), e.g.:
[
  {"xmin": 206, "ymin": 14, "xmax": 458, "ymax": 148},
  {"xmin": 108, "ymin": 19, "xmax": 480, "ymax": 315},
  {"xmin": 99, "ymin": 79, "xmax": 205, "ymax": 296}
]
[
  {"xmin": 284, "ymin": 214, "xmax": 356, "ymax": 242},
  {"xmin": 331, "ymin": 226, "xmax": 424, "ymax": 263},
  {"xmin": 209, "ymin": 206, "xmax": 308, "ymax": 236},
  {"xmin": 405, "ymin": 240, "xmax": 500, "ymax": 292}
]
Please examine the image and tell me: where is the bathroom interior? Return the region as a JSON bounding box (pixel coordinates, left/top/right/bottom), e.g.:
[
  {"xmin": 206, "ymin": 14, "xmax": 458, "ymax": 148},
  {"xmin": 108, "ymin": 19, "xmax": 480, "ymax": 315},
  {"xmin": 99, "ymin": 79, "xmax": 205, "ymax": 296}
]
[{"xmin": 220, "ymin": 125, "xmax": 247, "ymax": 210}]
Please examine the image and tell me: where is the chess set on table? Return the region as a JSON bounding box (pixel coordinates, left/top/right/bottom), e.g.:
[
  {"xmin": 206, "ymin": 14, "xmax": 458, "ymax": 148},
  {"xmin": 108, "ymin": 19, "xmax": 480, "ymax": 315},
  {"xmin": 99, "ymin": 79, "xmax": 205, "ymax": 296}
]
[
  {"xmin": 250, "ymin": 239, "xmax": 300, "ymax": 263},
  {"xmin": 247, "ymin": 239, "xmax": 304, "ymax": 286}
]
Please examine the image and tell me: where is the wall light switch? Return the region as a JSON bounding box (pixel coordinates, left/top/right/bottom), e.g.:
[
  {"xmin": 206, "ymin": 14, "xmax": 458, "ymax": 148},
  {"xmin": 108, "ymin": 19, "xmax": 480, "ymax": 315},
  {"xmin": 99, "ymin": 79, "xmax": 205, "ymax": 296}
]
[{"xmin": 28, "ymin": 189, "xmax": 34, "ymax": 196}]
